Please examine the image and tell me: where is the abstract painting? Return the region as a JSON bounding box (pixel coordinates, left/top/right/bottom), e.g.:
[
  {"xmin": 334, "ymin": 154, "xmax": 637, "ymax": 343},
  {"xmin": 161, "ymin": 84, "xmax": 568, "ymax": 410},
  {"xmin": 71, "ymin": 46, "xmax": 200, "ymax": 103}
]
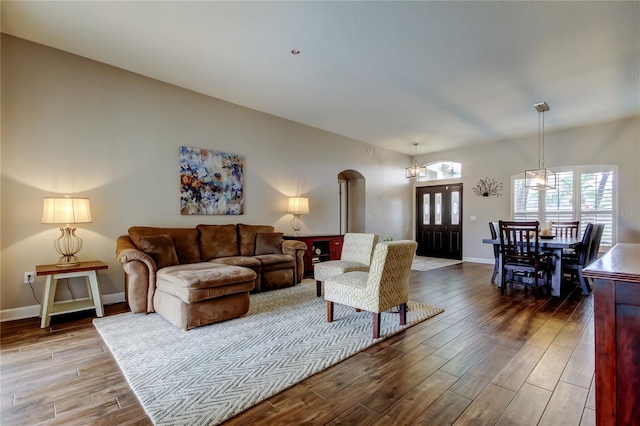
[{"xmin": 179, "ymin": 146, "xmax": 244, "ymax": 215}]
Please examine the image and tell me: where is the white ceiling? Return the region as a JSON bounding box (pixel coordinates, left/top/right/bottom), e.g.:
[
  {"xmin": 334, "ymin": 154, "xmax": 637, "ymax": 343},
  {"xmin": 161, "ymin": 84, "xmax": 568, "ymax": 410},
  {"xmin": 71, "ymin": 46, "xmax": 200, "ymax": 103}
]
[{"xmin": 2, "ymin": 1, "xmax": 639, "ymax": 155}]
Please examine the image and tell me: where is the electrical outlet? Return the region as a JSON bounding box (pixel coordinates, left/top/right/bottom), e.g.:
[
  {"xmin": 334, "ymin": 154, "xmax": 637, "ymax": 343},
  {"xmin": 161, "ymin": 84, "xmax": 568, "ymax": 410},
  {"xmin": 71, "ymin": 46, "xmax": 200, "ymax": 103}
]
[{"xmin": 24, "ymin": 272, "xmax": 35, "ymax": 284}]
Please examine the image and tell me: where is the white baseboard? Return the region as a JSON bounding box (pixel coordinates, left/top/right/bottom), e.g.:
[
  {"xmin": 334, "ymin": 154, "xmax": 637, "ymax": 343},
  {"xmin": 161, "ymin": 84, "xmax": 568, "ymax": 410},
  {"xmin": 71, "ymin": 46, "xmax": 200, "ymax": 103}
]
[
  {"xmin": 463, "ymin": 257, "xmax": 494, "ymax": 265},
  {"xmin": 0, "ymin": 292, "xmax": 126, "ymax": 322}
]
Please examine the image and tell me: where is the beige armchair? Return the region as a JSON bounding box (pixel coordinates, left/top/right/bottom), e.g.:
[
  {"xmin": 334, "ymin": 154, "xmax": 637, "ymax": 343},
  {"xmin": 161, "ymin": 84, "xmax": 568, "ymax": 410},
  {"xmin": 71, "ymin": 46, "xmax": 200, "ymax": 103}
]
[
  {"xmin": 324, "ymin": 240, "xmax": 417, "ymax": 338},
  {"xmin": 314, "ymin": 233, "xmax": 378, "ymax": 297}
]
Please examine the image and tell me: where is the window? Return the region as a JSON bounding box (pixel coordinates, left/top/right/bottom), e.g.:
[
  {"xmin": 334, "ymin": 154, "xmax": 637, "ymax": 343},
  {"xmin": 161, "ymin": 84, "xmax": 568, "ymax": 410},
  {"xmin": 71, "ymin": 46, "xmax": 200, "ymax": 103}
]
[
  {"xmin": 512, "ymin": 166, "xmax": 617, "ymax": 246},
  {"xmin": 418, "ymin": 161, "xmax": 462, "ymax": 182}
]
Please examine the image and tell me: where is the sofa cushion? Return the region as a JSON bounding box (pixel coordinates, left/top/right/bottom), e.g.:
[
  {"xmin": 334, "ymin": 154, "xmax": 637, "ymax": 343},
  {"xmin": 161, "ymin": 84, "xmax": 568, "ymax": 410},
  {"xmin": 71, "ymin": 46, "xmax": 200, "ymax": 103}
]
[
  {"xmin": 129, "ymin": 226, "xmax": 201, "ymax": 264},
  {"xmin": 255, "ymin": 232, "xmax": 283, "ymax": 255},
  {"xmin": 197, "ymin": 224, "xmax": 240, "ymax": 260},
  {"xmin": 254, "ymin": 254, "xmax": 295, "ymax": 271},
  {"xmin": 237, "ymin": 224, "xmax": 274, "ymax": 256},
  {"xmin": 209, "ymin": 256, "xmax": 261, "ymax": 271},
  {"xmin": 137, "ymin": 234, "xmax": 180, "ymax": 269}
]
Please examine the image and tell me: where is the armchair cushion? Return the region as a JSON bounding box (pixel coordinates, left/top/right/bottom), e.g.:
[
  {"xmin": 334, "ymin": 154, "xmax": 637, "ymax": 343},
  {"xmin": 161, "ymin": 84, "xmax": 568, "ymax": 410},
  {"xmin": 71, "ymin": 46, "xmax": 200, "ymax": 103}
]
[
  {"xmin": 314, "ymin": 261, "xmax": 369, "ymax": 282},
  {"xmin": 255, "ymin": 232, "xmax": 283, "ymax": 255},
  {"xmin": 314, "ymin": 233, "xmax": 378, "ymax": 282},
  {"xmin": 137, "ymin": 234, "xmax": 179, "ymax": 269}
]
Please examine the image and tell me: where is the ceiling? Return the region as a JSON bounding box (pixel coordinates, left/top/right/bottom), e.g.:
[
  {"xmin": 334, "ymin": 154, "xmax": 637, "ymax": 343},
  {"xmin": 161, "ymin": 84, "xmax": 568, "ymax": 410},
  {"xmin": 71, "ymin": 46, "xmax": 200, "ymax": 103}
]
[{"xmin": 2, "ymin": 1, "xmax": 639, "ymax": 155}]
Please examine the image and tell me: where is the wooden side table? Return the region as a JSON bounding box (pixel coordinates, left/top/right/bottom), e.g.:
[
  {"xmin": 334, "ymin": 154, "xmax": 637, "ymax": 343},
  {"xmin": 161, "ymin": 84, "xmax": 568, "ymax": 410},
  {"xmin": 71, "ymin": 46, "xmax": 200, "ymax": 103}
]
[
  {"xmin": 283, "ymin": 234, "xmax": 344, "ymax": 278},
  {"xmin": 36, "ymin": 260, "xmax": 108, "ymax": 328}
]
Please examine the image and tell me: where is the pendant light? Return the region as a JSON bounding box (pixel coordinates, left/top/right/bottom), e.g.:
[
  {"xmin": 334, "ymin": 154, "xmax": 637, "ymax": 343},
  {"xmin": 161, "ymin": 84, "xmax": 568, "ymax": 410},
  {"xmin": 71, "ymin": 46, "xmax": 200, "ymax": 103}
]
[
  {"xmin": 405, "ymin": 143, "xmax": 427, "ymax": 179},
  {"xmin": 525, "ymin": 102, "xmax": 556, "ymax": 190}
]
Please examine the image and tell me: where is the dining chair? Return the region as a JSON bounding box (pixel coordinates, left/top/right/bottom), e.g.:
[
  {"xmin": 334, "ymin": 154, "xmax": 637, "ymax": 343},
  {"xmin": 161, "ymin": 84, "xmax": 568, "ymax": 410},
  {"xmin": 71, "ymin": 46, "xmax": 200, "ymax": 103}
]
[
  {"xmin": 498, "ymin": 221, "xmax": 551, "ymax": 298},
  {"xmin": 489, "ymin": 222, "xmax": 500, "ymax": 283},
  {"xmin": 587, "ymin": 223, "xmax": 605, "ymax": 265},
  {"xmin": 324, "ymin": 240, "xmax": 417, "ymax": 338},
  {"xmin": 562, "ymin": 223, "xmax": 594, "ymax": 294},
  {"xmin": 314, "ymin": 233, "xmax": 378, "ymax": 297},
  {"xmin": 551, "ymin": 220, "xmax": 581, "ymax": 257},
  {"xmin": 551, "ymin": 221, "xmax": 580, "ymax": 238}
]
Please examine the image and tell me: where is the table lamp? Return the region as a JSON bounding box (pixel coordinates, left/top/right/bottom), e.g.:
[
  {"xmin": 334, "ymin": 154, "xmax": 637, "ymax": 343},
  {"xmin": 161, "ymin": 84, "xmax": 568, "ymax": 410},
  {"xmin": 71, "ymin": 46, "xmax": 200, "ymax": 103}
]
[
  {"xmin": 288, "ymin": 196, "xmax": 309, "ymax": 235},
  {"xmin": 42, "ymin": 196, "xmax": 92, "ymax": 266}
]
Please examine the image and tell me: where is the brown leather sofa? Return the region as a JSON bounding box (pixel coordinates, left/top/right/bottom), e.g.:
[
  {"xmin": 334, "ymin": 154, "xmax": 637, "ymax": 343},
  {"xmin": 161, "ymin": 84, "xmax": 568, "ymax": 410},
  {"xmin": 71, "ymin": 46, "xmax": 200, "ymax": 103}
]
[{"xmin": 115, "ymin": 224, "xmax": 306, "ymax": 329}]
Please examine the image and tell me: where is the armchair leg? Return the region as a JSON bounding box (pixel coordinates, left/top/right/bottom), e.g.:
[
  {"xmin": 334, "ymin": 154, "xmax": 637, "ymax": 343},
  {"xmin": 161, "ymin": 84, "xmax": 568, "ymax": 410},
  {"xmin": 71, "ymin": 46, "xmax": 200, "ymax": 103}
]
[
  {"xmin": 316, "ymin": 280, "xmax": 322, "ymax": 297},
  {"xmin": 326, "ymin": 301, "xmax": 334, "ymax": 322},
  {"xmin": 372, "ymin": 312, "xmax": 381, "ymax": 338},
  {"xmin": 399, "ymin": 303, "xmax": 407, "ymax": 325}
]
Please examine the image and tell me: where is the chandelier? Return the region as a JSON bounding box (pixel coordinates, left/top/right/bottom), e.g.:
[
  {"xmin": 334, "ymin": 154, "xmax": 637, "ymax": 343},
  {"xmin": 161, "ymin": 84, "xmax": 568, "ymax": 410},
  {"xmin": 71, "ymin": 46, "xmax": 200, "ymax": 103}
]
[
  {"xmin": 405, "ymin": 143, "xmax": 427, "ymax": 179},
  {"xmin": 525, "ymin": 102, "xmax": 556, "ymax": 190}
]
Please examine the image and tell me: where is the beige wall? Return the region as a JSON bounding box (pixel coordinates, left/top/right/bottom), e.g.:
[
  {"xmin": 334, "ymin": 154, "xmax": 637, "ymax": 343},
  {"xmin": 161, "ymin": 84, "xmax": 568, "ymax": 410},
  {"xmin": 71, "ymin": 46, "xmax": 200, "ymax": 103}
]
[
  {"xmin": 2, "ymin": 35, "xmax": 638, "ymax": 317},
  {"xmin": 415, "ymin": 116, "xmax": 640, "ymax": 262},
  {"xmin": 0, "ymin": 35, "xmax": 412, "ymax": 314}
]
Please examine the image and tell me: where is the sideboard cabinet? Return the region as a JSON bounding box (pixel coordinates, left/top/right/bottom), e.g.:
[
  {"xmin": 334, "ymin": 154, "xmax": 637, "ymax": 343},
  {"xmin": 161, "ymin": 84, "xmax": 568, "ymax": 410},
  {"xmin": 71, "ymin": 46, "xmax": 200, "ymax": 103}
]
[
  {"xmin": 283, "ymin": 234, "xmax": 344, "ymax": 278},
  {"xmin": 582, "ymin": 243, "xmax": 640, "ymax": 426}
]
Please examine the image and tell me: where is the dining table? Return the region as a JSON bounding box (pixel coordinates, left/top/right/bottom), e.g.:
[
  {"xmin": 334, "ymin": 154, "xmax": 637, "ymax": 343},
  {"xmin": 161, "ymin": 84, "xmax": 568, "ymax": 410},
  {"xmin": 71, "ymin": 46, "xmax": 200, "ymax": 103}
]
[{"xmin": 482, "ymin": 236, "xmax": 583, "ymax": 297}]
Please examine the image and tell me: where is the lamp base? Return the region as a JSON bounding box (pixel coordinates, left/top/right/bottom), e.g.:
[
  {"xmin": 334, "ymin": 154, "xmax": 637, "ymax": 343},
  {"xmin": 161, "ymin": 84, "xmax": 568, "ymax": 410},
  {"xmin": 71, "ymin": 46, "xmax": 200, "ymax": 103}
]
[
  {"xmin": 56, "ymin": 261, "xmax": 80, "ymax": 267},
  {"xmin": 53, "ymin": 228, "xmax": 83, "ymax": 267},
  {"xmin": 290, "ymin": 214, "xmax": 303, "ymax": 235},
  {"xmin": 56, "ymin": 253, "xmax": 81, "ymax": 267}
]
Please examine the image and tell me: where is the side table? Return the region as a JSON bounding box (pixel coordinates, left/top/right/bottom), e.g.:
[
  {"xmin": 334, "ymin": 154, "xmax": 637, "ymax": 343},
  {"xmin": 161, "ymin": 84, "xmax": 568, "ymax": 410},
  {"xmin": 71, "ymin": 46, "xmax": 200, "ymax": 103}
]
[
  {"xmin": 36, "ymin": 260, "xmax": 108, "ymax": 328},
  {"xmin": 283, "ymin": 234, "xmax": 344, "ymax": 280}
]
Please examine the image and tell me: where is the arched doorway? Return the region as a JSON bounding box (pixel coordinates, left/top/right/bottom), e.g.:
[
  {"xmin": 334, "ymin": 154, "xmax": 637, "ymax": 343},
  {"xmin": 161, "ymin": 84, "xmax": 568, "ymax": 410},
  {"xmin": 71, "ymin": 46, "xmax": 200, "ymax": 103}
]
[{"xmin": 338, "ymin": 170, "xmax": 366, "ymax": 234}]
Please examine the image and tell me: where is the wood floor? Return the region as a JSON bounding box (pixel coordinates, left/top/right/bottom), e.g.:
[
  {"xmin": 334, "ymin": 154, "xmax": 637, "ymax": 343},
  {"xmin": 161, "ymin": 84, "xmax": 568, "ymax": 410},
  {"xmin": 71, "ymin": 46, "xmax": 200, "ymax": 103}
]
[{"xmin": 1, "ymin": 262, "xmax": 596, "ymax": 425}]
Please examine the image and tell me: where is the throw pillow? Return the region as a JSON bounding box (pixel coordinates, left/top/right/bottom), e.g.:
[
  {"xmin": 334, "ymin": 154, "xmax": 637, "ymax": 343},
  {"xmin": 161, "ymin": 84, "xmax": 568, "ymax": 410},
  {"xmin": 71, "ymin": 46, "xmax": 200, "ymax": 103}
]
[
  {"xmin": 255, "ymin": 232, "xmax": 283, "ymax": 255},
  {"xmin": 138, "ymin": 234, "xmax": 179, "ymax": 269}
]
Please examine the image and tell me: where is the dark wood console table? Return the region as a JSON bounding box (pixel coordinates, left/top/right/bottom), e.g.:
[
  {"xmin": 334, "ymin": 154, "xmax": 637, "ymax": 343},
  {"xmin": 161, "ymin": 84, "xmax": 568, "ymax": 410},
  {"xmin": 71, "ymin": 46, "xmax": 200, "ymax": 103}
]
[
  {"xmin": 582, "ymin": 243, "xmax": 640, "ymax": 425},
  {"xmin": 283, "ymin": 234, "xmax": 344, "ymax": 278}
]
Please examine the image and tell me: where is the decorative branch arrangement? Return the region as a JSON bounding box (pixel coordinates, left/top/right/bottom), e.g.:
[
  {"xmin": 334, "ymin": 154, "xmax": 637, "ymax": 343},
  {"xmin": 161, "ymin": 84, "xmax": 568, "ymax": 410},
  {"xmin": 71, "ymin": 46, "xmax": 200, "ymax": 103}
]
[{"xmin": 473, "ymin": 177, "xmax": 503, "ymax": 197}]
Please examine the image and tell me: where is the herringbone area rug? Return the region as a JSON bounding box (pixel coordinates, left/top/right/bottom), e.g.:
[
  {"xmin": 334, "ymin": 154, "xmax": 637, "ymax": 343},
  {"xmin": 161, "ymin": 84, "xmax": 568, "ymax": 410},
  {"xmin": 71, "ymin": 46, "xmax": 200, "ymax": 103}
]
[{"xmin": 93, "ymin": 280, "xmax": 444, "ymax": 425}]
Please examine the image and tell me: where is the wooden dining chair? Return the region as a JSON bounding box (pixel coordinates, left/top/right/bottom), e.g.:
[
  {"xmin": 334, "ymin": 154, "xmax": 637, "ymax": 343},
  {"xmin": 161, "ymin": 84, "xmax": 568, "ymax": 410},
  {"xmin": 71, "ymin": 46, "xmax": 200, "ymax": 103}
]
[
  {"xmin": 489, "ymin": 222, "xmax": 500, "ymax": 283},
  {"xmin": 551, "ymin": 221, "xmax": 580, "ymax": 238},
  {"xmin": 562, "ymin": 223, "xmax": 594, "ymax": 294},
  {"xmin": 498, "ymin": 221, "xmax": 551, "ymax": 298},
  {"xmin": 587, "ymin": 224, "xmax": 605, "ymax": 265}
]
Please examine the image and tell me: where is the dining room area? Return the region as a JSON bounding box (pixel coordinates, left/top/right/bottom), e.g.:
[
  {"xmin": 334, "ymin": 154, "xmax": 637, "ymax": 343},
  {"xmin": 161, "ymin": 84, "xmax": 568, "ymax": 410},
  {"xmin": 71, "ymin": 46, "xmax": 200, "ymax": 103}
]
[{"xmin": 483, "ymin": 220, "xmax": 604, "ymax": 299}]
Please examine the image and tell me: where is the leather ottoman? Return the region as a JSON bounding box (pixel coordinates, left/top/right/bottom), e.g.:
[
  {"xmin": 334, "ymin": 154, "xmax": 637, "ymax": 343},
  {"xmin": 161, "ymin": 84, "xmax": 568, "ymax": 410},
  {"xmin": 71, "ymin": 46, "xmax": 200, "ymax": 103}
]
[{"xmin": 153, "ymin": 262, "xmax": 256, "ymax": 330}]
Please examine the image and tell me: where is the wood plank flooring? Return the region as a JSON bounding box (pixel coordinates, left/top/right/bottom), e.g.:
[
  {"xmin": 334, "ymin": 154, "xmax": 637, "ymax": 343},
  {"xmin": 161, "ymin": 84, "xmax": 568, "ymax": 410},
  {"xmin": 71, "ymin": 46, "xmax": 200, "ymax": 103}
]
[{"xmin": 1, "ymin": 262, "xmax": 596, "ymax": 425}]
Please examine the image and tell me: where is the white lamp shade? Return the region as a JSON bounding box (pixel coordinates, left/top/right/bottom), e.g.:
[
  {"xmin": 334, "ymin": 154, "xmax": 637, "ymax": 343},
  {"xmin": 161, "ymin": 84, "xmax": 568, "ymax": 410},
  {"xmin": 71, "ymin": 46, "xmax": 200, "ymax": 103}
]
[
  {"xmin": 42, "ymin": 197, "xmax": 93, "ymax": 224},
  {"xmin": 288, "ymin": 197, "xmax": 309, "ymax": 214}
]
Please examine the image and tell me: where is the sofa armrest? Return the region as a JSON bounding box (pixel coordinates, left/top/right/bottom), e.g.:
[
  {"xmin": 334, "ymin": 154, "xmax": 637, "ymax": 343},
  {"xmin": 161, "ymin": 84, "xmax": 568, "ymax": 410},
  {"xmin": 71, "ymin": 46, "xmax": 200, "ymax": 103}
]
[
  {"xmin": 115, "ymin": 235, "xmax": 157, "ymax": 314},
  {"xmin": 282, "ymin": 240, "xmax": 307, "ymax": 283}
]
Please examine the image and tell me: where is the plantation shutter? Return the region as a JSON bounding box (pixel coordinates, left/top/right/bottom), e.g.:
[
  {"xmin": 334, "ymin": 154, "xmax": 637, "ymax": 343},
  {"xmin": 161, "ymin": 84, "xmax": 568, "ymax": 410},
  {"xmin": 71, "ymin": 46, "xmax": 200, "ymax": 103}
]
[
  {"xmin": 544, "ymin": 171, "xmax": 575, "ymax": 223},
  {"xmin": 513, "ymin": 177, "xmax": 539, "ymax": 221},
  {"xmin": 580, "ymin": 171, "xmax": 614, "ymax": 245}
]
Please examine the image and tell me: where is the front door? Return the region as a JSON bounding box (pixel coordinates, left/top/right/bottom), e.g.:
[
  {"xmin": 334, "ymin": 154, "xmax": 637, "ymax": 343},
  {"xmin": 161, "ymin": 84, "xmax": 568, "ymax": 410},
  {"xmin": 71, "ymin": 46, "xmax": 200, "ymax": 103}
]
[{"xmin": 416, "ymin": 184, "xmax": 463, "ymax": 259}]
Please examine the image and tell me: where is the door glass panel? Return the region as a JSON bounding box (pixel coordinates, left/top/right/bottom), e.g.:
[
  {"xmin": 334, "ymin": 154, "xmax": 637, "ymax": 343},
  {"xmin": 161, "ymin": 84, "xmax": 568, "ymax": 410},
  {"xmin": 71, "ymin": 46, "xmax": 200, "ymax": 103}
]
[
  {"xmin": 451, "ymin": 191, "xmax": 460, "ymax": 225},
  {"xmin": 435, "ymin": 193, "xmax": 442, "ymax": 225},
  {"xmin": 423, "ymin": 194, "xmax": 430, "ymax": 225}
]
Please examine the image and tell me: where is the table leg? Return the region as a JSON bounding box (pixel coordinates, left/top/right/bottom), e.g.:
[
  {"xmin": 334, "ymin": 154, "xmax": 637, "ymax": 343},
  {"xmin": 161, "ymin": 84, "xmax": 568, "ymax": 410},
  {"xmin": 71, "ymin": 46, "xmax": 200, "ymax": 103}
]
[
  {"xmin": 40, "ymin": 276, "xmax": 58, "ymax": 328},
  {"xmin": 87, "ymin": 271, "xmax": 104, "ymax": 317},
  {"xmin": 550, "ymin": 248, "xmax": 562, "ymax": 297}
]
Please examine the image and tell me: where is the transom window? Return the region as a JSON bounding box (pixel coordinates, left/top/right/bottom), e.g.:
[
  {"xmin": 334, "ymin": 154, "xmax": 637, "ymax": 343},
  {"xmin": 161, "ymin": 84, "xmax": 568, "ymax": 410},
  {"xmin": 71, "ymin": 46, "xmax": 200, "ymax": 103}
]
[
  {"xmin": 418, "ymin": 161, "xmax": 462, "ymax": 182},
  {"xmin": 512, "ymin": 165, "xmax": 617, "ymax": 246}
]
